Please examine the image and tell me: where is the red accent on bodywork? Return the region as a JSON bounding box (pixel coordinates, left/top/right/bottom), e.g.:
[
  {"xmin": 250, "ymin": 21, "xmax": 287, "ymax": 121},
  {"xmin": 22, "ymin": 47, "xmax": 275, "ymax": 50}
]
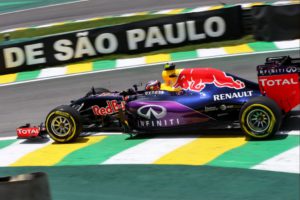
[
  {"xmin": 173, "ymin": 68, "xmax": 245, "ymax": 92},
  {"xmin": 258, "ymin": 73, "xmax": 300, "ymax": 113},
  {"xmin": 16, "ymin": 127, "xmax": 40, "ymax": 138},
  {"xmin": 92, "ymin": 100, "xmax": 126, "ymax": 116}
]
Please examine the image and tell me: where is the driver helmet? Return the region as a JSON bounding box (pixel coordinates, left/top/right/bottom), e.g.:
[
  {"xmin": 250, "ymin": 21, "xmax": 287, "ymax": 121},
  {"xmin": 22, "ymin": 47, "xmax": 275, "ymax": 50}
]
[
  {"xmin": 164, "ymin": 63, "xmax": 176, "ymax": 71},
  {"xmin": 145, "ymin": 80, "xmax": 161, "ymax": 91}
]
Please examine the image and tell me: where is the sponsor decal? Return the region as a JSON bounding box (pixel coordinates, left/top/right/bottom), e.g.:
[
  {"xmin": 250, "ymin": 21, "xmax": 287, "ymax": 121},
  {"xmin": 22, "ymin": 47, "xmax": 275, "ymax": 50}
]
[
  {"xmin": 17, "ymin": 127, "xmax": 40, "ymax": 138},
  {"xmin": 173, "ymin": 68, "xmax": 245, "ymax": 92},
  {"xmin": 137, "ymin": 104, "xmax": 180, "ymax": 127},
  {"xmin": 213, "ymin": 90, "xmax": 253, "ymax": 101},
  {"xmin": 137, "ymin": 105, "xmax": 167, "ymax": 119},
  {"xmin": 99, "ymin": 93, "xmax": 118, "ymax": 96},
  {"xmin": 138, "ymin": 118, "xmax": 181, "ymax": 127},
  {"xmin": 205, "ymin": 106, "xmax": 218, "ymax": 112},
  {"xmin": 145, "ymin": 91, "xmax": 164, "ymax": 95},
  {"xmin": 204, "ymin": 104, "xmax": 235, "ymax": 112},
  {"xmin": 259, "ymin": 78, "xmax": 298, "ymax": 87},
  {"xmin": 219, "ymin": 104, "xmax": 227, "ymax": 111},
  {"xmin": 258, "ymin": 66, "xmax": 299, "ymax": 76},
  {"xmin": 92, "ymin": 100, "xmax": 125, "ymax": 116},
  {"xmin": 217, "ymin": 113, "xmax": 229, "ymax": 117}
]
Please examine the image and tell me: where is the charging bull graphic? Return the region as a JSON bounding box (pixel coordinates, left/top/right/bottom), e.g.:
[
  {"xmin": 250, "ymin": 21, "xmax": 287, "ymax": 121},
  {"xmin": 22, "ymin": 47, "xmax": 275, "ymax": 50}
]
[{"xmin": 173, "ymin": 68, "xmax": 245, "ymax": 92}]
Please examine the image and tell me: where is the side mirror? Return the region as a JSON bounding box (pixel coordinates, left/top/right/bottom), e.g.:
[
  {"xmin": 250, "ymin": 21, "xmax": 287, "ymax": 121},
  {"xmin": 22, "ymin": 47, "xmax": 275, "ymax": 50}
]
[
  {"xmin": 91, "ymin": 86, "xmax": 96, "ymax": 95},
  {"xmin": 133, "ymin": 84, "xmax": 138, "ymax": 91}
]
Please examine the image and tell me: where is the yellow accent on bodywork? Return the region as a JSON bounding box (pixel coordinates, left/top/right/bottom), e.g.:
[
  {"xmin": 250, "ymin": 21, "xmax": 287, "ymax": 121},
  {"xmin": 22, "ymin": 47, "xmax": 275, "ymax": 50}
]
[
  {"xmin": 161, "ymin": 69, "xmax": 182, "ymax": 92},
  {"xmin": 208, "ymin": 5, "xmax": 224, "ymax": 10}
]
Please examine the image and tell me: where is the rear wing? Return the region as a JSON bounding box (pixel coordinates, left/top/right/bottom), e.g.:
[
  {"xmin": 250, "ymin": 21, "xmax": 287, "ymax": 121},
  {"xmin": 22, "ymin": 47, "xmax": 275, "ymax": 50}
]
[{"xmin": 257, "ymin": 56, "xmax": 300, "ymax": 113}]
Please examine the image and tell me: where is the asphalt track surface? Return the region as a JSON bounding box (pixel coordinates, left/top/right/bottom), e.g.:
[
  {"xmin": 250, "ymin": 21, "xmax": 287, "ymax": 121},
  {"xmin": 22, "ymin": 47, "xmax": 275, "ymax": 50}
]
[
  {"xmin": 0, "ymin": 50, "xmax": 299, "ymax": 137},
  {"xmin": 0, "ymin": 0, "xmax": 265, "ymax": 31}
]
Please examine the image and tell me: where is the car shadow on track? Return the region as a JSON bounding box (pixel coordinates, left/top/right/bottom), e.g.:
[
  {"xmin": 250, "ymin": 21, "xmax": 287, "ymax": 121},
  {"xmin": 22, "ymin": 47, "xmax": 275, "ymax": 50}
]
[
  {"xmin": 129, "ymin": 111, "xmax": 299, "ymax": 141},
  {"xmin": 19, "ymin": 136, "xmax": 90, "ymax": 144},
  {"xmin": 128, "ymin": 129, "xmax": 289, "ymax": 141},
  {"xmin": 281, "ymin": 110, "xmax": 300, "ymax": 131},
  {"xmin": 20, "ymin": 137, "xmax": 50, "ymax": 144}
]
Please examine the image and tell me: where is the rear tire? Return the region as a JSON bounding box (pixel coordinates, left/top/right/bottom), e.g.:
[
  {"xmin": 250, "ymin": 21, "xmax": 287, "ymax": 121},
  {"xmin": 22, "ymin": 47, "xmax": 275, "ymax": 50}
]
[
  {"xmin": 45, "ymin": 105, "xmax": 82, "ymax": 143},
  {"xmin": 239, "ymin": 96, "xmax": 282, "ymax": 139}
]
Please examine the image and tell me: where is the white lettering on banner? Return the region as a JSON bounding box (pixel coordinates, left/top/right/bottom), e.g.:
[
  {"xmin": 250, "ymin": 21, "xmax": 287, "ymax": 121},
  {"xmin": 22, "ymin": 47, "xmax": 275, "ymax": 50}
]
[
  {"xmin": 54, "ymin": 39, "xmax": 74, "ymax": 61},
  {"xmin": 94, "ymin": 33, "xmax": 118, "ymax": 54},
  {"xmin": 145, "ymin": 26, "xmax": 167, "ymax": 48},
  {"xmin": 126, "ymin": 16, "xmax": 226, "ymax": 50},
  {"xmin": 259, "ymin": 78, "xmax": 298, "ymax": 87},
  {"xmin": 1, "ymin": 15, "xmax": 228, "ymax": 69},
  {"xmin": 74, "ymin": 35, "xmax": 96, "ymax": 58},
  {"xmin": 213, "ymin": 91, "xmax": 253, "ymax": 101},
  {"xmin": 25, "ymin": 43, "xmax": 46, "ymax": 65},
  {"xmin": 127, "ymin": 29, "xmax": 146, "ymax": 50},
  {"xmin": 204, "ymin": 16, "xmax": 226, "ymax": 37},
  {"xmin": 164, "ymin": 22, "xmax": 186, "ymax": 44},
  {"xmin": 187, "ymin": 21, "xmax": 206, "ymax": 40},
  {"xmin": 3, "ymin": 43, "xmax": 46, "ymax": 68},
  {"xmin": 3, "ymin": 47, "xmax": 25, "ymax": 68},
  {"xmin": 54, "ymin": 32, "xmax": 118, "ymax": 62}
]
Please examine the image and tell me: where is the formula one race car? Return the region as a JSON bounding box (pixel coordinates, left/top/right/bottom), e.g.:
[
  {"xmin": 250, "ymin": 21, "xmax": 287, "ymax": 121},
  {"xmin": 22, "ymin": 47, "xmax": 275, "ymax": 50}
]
[{"xmin": 17, "ymin": 56, "xmax": 300, "ymax": 143}]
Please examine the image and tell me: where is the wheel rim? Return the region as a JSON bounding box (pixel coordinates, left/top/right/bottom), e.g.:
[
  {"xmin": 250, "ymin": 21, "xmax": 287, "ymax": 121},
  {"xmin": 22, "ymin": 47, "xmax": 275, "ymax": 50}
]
[
  {"xmin": 246, "ymin": 109, "xmax": 270, "ymax": 133},
  {"xmin": 51, "ymin": 116, "xmax": 72, "ymax": 137}
]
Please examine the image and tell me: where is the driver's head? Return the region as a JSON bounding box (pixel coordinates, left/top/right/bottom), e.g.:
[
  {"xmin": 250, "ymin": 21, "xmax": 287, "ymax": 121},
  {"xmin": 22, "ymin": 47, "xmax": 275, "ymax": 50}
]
[
  {"xmin": 162, "ymin": 63, "xmax": 177, "ymax": 87},
  {"xmin": 145, "ymin": 80, "xmax": 161, "ymax": 91},
  {"xmin": 164, "ymin": 63, "xmax": 176, "ymax": 71}
]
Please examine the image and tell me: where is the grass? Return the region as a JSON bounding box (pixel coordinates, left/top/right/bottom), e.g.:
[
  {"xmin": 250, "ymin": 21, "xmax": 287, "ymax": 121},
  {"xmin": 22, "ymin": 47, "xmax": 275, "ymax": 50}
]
[{"xmin": 0, "ymin": 14, "xmax": 165, "ymax": 43}]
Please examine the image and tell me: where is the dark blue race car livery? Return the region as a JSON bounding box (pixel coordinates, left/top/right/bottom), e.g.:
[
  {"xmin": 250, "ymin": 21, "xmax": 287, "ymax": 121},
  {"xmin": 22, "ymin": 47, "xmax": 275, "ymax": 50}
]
[{"xmin": 17, "ymin": 56, "xmax": 300, "ymax": 143}]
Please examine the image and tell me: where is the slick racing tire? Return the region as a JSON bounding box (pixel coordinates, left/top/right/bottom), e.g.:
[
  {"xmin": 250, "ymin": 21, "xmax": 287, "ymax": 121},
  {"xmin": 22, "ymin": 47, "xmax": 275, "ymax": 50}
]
[
  {"xmin": 45, "ymin": 105, "xmax": 82, "ymax": 143},
  {"xmin": 85, "ymin": 88, "xmax": 110, "ymax": 97},
  {"xmin": 239, "ymin": 96, "xmax": 282, "ymax": 140}
]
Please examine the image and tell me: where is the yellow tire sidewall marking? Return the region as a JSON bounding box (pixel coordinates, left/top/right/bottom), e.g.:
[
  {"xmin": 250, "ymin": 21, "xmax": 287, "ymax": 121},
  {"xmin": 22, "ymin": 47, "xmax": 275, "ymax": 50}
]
[
  {"xmin": 241, "ymin": 104, "xmax": 276, "ymax": 138},
  {"xmin": 45, "ymin": 111, "xmax": 77, "ymax": 142}
]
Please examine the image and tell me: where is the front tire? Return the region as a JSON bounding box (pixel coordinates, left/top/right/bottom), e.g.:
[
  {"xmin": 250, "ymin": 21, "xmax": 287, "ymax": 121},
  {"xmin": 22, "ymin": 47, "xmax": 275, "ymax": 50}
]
[
  {"xmin": 239, "ymin": 96, "xmax": 282, "ymax": 139},
  {"xmin": 45, "ymin": 105, "xmax": 82, "ymax": 143}
]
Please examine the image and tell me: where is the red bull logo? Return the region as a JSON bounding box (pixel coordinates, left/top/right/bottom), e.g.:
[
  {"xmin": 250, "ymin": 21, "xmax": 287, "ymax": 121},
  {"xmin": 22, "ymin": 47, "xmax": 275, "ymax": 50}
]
[{"xmin": 173, "ymin": 68, "xmax": 245, "ymax": 92}]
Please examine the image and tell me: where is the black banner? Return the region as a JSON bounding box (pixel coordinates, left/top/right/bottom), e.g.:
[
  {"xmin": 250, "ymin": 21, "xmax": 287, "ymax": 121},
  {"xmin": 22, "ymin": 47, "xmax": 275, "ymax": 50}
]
[
  {"xmin": 253, "ymin": 4, "xmax": 300, "ymax": 41},
  {"xmin": 0, "ymin": 6, "xmax": 243, "ymax": 75}
]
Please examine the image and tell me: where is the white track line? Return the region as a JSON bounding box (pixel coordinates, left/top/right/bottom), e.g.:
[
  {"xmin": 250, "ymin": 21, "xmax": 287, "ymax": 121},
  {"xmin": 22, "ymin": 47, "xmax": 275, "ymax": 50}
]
[
  {"xmin": 0, "ymin": 48, "xmax": 299, "ymax": 88},
  {"xmin": 0, "ymin": 136, "xmax": 16, "ymax": 141},
  {"xmin": 0, "ymin": 139, "xmax": 52, "ymax": 166},
  {"xmin": 278, "ymin": 131, "xmax": 300, "ymax": 135},
  {"xmin": 102, "ymin": 138, "xmax": 195, "ymax": 164},
  {"xmin": 0, "ymin": 0, "xmax": 89, "ymax": 16},
  {"xmin": 252, "ymin": 146, "xmax": 300, "ymax": 174}
]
